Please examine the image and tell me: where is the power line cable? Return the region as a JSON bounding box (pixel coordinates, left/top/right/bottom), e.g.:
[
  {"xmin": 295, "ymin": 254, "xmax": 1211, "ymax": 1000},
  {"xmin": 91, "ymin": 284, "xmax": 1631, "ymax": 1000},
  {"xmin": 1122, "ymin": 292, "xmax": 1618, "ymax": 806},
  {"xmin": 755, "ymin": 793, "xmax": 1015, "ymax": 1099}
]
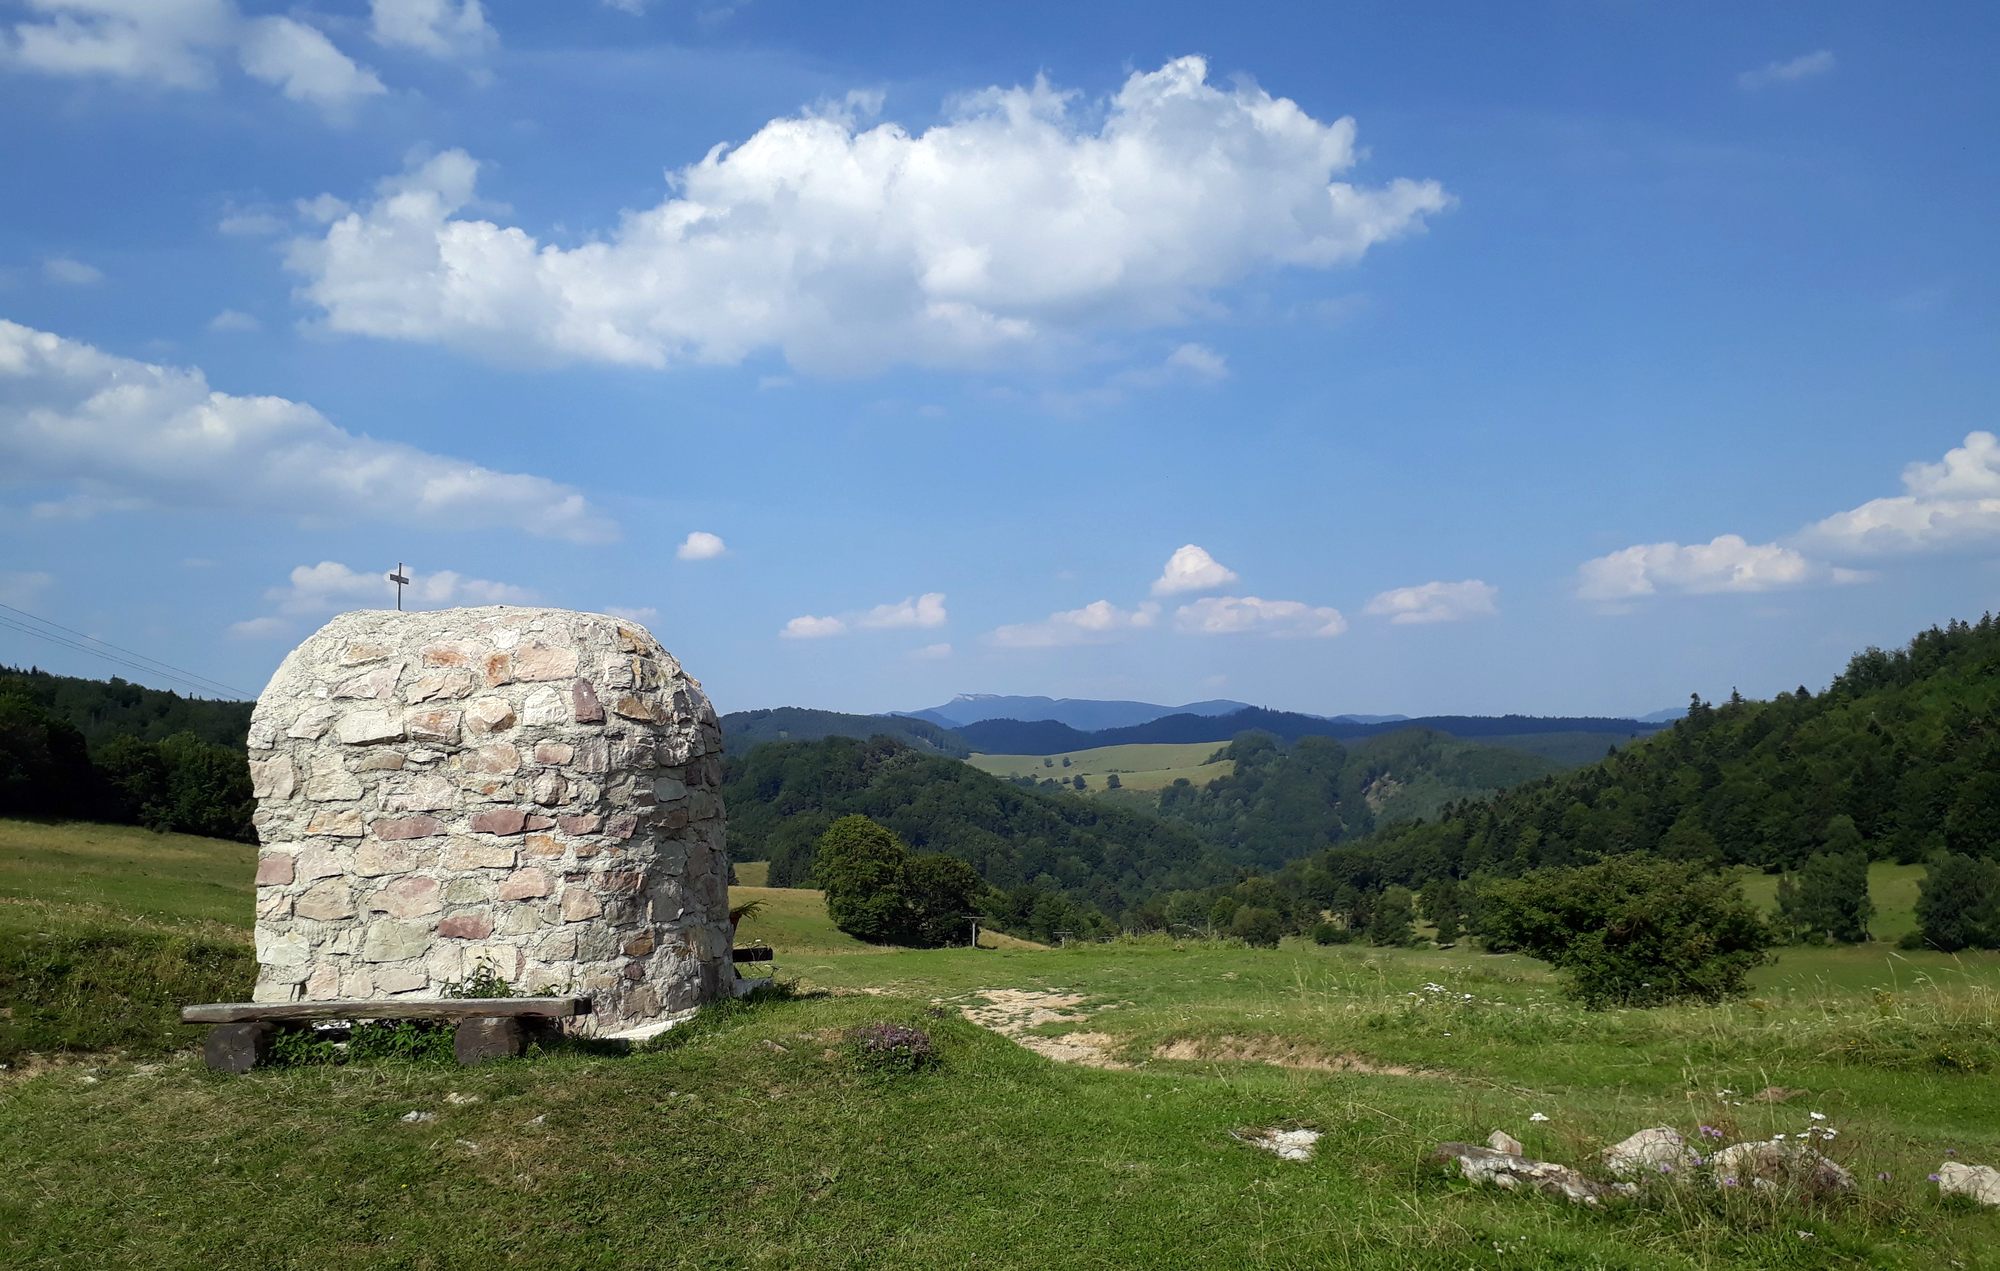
[{"xmin": 0, "ymin": 603, "xmax": 255, "ymax": 699}]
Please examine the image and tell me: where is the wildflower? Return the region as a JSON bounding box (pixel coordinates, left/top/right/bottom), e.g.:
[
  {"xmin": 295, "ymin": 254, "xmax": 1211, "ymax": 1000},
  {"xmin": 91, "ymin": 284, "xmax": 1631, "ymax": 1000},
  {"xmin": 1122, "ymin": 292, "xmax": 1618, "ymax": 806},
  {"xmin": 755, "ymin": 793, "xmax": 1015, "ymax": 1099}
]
[
  {"xmin": 1657, "ymin": 1164, "xmax": 1674, "ymax": 1175},
  {"xmin": 1690, "ymin": 1155, "xmax": 1705, "ymax": 1167},
  {"xmin": 1929, "ymin": 1173, "xmax": 1942, "ymax": 1182},
  {"xmin": 1808, "ymin": 1112, "xmax": 1826, "ymax": 1121},
  {"xmin": 1722, "ymin": 1176, "xmax": 1739, "ymax": 1188},
  {"xmin": 1699, "ymin": 1124, "xmax": 1724, "ymax": 1140},
  {"xmin": 1797, "ymin": 1232, "xmax": 1813, "ymax": 1240},
  {"xmin": 1529, "ymin": 1112, "xmax": 1549, "ymax": 1123},
  {"xmin": 1771, "ymin": 1133, "xmax": 1786, "ymax": 1141}
]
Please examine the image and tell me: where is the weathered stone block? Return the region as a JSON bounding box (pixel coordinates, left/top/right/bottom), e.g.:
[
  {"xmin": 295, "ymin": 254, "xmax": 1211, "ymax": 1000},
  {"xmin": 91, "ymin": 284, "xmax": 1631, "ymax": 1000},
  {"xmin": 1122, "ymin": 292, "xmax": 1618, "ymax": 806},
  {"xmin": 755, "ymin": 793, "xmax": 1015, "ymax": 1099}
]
[
  {"xmin": 295, "ymin": 879, "xmax": 356, "ymax": 921},
  {"xmin": 255, "ymin": 853, "xmax": 295, "ymax": 886},
  {"xmin": 337, "ymin": 710, "xmax": 405, "ymax": 745},
  {"xmin": 405, "ymin": 708, "xmax": 463, "ymax": 745},
  {"xmin": 373, "ymin": 815, "xmax": 444, "ymax": 841},
  {"xmin": 249, "ymin": 757, "xmax": 296, "ymax": 800},
  {"xmin": 498, "ymin": 868, "xmax": 551, "ymax": 901}
]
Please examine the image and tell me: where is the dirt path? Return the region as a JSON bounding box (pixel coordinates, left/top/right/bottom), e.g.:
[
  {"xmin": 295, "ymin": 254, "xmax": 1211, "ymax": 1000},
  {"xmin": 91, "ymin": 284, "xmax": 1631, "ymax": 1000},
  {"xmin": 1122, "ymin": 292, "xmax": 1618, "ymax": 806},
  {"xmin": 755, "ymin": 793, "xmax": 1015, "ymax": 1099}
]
[{"xmin": 958, "ymin": 989, "xmax": 1127, "ymax": 1068}]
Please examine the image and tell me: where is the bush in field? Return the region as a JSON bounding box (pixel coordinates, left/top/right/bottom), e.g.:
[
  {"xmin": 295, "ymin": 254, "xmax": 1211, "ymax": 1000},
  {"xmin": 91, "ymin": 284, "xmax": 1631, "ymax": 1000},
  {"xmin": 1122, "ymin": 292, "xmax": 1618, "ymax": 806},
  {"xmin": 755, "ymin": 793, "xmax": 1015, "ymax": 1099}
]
[
  {"xmin": 1910, "ymin": 852, "xmax": 2000, "ymax": 952},
  {"xmin": 1229, "ymin": 905, "xmax": 1283, "ymax": 948},
  {"xmin": 1775, "ymin": 847, "xmax": 1873, "ymax": 944},
  {"xmin": 1477, "ymin": 856, "xmax": 1773, "ymax": 1008},
  {"xmin": 1310, "ymin": 921, "xmax": 1354, "ymax": 945},
  {"xmin": 812, "ymin": 815, "xmax": 983, "ymax": 947}
]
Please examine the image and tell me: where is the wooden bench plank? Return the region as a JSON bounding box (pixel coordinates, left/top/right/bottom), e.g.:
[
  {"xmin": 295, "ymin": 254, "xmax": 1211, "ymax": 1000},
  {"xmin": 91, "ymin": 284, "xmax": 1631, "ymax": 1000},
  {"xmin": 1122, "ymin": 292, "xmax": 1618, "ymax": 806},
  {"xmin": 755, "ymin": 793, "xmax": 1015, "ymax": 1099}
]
[{"xmin": 182, "ymin": 997, "xmax": 590, "ymax": 1025}]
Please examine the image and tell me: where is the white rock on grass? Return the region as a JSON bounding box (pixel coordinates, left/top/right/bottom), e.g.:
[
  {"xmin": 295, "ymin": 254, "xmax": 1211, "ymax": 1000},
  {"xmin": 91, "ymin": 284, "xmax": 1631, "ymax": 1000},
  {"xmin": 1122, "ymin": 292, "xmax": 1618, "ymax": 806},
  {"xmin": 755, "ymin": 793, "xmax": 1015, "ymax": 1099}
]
[
  {"xmin": 1938, "ymin": 1162, "xmax": 2000, "ymax": 1206},
  {"xmin": 1487, "ymin": 1130, "xmax": 1524, "ymax": 1156},
  {"xmin": 1603, "ymin": 1127, "xmax": 1696, "ymax": 1179},
  {"xmin": 1433, "ymin": 1142, "xmax": 1627, "ymax": 1207},
  {"xmin": 1240, "ymin": 1127, "xmax": 1321, "ymax": 1162}
]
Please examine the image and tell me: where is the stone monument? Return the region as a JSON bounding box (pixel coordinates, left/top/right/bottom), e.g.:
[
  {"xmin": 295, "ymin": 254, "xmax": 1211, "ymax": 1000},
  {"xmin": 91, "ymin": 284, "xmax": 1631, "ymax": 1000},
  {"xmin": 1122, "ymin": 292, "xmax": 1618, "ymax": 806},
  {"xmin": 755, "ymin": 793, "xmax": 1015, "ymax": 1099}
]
[{"xmin": 244, "ymin": 607, "xmax": 731, "ymax": 1036}]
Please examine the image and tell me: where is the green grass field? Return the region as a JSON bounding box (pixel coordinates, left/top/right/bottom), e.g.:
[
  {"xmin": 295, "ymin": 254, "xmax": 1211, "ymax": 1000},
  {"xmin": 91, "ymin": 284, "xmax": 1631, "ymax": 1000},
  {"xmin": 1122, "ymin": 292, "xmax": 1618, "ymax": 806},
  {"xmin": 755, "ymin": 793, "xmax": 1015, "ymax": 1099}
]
[
  {"xmin": 969, "ymin": 741, "xmax": 1231, "ymax": 792},
  {"xmin": 5, "ymin": 820, "xmax": 2000, "ymax": 1268}
]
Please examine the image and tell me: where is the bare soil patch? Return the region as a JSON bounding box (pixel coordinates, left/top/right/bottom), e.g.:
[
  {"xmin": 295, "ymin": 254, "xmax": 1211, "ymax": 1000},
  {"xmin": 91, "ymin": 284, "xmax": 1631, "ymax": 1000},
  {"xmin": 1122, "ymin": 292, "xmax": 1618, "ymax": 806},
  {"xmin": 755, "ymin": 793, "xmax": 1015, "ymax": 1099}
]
[
  {"xmin": 959, "ymin": 989, "xmax": 1127, "ymax": 1068},
  {"xmin": 1152, "ymin": 1034, "xmax": 1429, "ymax": 1076}
]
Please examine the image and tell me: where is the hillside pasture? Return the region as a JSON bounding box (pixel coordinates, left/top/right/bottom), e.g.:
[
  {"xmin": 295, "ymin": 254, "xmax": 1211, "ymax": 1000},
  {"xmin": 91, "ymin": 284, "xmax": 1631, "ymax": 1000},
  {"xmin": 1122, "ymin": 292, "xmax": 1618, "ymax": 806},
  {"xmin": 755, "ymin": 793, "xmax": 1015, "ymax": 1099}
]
[
  {"xmin": 969, "ymin": 741, "xmax": 1231, "ymax": 793},
  {"xmin": 1739, "ymin": 861, "xmax": 1927, "ymax": 944},
  {"xmin": 6, "ymin": 820, "xmax": 2000, "ymax": 1267}
]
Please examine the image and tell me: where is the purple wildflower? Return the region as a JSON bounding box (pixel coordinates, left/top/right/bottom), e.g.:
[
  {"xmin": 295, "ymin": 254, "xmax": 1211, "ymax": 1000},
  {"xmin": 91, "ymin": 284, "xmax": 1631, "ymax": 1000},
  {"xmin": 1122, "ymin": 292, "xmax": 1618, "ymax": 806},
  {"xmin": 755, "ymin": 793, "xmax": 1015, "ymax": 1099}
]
[
  {"xmin": 1722, "ymin": 1176, "xmax": 1739, "ymax": 1188},
  {"xmin": 1698, "ymin": 1124, "xmax": 1724, "ymax": 1140},
  {"xmin": 1929, "ymin": 1173, "xmax": 1942, "ymax": 1182}
]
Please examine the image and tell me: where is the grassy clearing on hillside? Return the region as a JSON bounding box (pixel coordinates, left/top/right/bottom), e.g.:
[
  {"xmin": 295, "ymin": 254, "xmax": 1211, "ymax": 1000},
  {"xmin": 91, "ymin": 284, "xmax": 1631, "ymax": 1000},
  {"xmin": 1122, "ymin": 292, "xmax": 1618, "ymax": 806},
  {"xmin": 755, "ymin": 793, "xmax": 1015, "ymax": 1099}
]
[
  {"xmin": 7, "ymin": 821, "xmax": 2000, "ymax": 1267},
  {"xmin": 970, "ymin": 742, "xmax": 1231, "ymax": 793},
  {"xmin": 732, "ymin": 860, "xmax": 771, "ymax": 887},
  {"xmin": 1740, "ymin": 861, "xmax": 1926, "ymax": 943}
]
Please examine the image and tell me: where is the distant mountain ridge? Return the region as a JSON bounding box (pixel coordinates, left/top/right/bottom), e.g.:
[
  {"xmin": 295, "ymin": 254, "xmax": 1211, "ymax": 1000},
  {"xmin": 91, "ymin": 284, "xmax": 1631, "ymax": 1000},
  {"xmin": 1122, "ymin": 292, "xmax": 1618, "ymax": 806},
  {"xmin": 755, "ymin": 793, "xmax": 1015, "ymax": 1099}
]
[
  {"xmin": 900, "ymin": 694, "xmax": 1255, "ymax": 732},
  {"xmin": 953, "ymin": 707, "xmax": 1663, "ymax": 756},
  {"xmin": 901, "ymin": 693, "xmax": 1410, "ymax": 732}
]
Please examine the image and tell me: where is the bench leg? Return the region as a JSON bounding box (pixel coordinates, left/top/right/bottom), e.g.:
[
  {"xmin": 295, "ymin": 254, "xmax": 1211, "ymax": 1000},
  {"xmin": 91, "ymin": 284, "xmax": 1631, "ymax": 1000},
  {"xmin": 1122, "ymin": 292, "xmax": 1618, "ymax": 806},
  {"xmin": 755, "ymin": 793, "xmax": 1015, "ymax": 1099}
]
[
  {"xmin": 454, "ymin": 1016, "xmax": 525, "ymax": 1066},
  {"xmin": 204, "ymin": 1022, "xmax": 275, "ymax": 1074}
]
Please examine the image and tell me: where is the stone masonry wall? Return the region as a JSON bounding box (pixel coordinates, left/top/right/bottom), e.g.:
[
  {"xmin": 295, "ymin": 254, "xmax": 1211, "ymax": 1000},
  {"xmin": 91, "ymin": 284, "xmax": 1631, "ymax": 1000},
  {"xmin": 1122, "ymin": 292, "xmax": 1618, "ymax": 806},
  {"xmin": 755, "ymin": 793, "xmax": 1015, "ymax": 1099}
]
[{"xmin": 246, "ymin": 607, "xmax": 730, "ymax": 1035}]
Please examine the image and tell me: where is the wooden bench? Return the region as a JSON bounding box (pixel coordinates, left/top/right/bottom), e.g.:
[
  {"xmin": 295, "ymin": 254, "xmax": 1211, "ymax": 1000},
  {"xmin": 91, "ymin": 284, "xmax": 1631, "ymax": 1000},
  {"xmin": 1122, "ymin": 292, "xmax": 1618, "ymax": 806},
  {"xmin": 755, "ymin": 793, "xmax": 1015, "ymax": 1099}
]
[{"xmin": 181, "ymin": 997, "xmax": 591, "ymax": 1073}]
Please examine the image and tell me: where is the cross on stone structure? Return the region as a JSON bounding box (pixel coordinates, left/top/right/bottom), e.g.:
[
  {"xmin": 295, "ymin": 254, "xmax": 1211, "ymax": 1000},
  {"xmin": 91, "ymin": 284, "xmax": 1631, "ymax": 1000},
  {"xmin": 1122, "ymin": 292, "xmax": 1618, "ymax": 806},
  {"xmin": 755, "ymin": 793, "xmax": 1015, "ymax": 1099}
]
[{"xmin": 386, "ymin": 563, "xmax": 409, "ymax": 611}]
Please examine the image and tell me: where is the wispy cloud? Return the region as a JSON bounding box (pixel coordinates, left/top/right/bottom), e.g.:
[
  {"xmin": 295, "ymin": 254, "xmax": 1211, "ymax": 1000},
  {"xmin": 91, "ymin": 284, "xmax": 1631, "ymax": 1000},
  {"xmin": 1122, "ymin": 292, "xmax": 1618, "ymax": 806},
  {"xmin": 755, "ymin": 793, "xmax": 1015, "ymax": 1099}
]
[
  {"xmin": 1737, "ymin": 50, "xmax": 1836, "ymax": 91},
  {"xmin": 1364, "ymin": 579, "xmax": 1499, "ymax": 625},
  {"xmin": 991, "ymin": 600, "xmax": 1160, "ymax": 648}
]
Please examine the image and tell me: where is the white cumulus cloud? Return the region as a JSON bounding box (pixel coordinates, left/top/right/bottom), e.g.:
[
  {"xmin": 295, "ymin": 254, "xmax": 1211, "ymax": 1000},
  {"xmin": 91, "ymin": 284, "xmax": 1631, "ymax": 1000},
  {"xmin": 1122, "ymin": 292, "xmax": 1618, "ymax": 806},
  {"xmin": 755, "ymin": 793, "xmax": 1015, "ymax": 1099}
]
[
  {"xmin": 370, "ymin": 0, "xmax": 495, "ymax": 60},
  {"xmin": 858, "ymin": 592, "xmax": 947, "ymax": 630},
  {"xmin": 1803, "ymin": 431, "xmax": 2000, "ymax": 555},
  {"xmin": 990, "ymin": 599, "xmax": 1160, "ymax": 648},
  {"xmin": 675, "ymin": 530, "xmax": 726, "ymax": 560},
  {"xmin": 782, "ymin": 592, "xmax": 947, "ymax": 638},
  {"xmin": 1738, "ymin": 50, "xmax": 1836, "ymax": 90},
  {"xmin": 1577, "ymin": 535, "xmax": 1814, "ymax": 601},
  {"xmin": 1151, "ymin": 544, "xmax": 1239, "ymax": 596},
  {"xmin": 238, "ymin": 16, "xmax": 384, "ymax": 112},
  {"xmin": 286, "ymin": 56, "xmax": 1447, "ymax": 372},
  {"xmin": 4, "ymin": 2, "xmax": 387, "ymax": 118},
  {"xmin": 0, "ymin": 318, "xmax": 615, "ymax": 542},
  {"xmin": 780, "ymin": 614, "xmax": 846, "ymax": 640},
  {"xmin": 1173, "ymin": 595, "xmax": 1346, "ymax": 638},
  {"xmin": 1364, "ymin": 578, "xmax": 1498, "ymax": 625},
  {"xmin": 234, "ymin": 560, "xmax": 532, "ymax": 636}
]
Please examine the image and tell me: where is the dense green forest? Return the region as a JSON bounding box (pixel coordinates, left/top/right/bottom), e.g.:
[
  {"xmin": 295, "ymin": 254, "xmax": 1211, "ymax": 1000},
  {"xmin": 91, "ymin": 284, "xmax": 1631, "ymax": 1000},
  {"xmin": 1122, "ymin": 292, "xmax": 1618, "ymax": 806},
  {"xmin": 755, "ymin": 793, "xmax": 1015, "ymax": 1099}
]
[
  {"xmin": 723, "ymin": 735, "xmax": 1230, "ymax": 939},
  {"xmin": 1153, "ymin": 729, "xmax": 1557, "ymax": 869},
  {"xmin": 0, "ymin": 666, "xmax": 251, "ymax": 748},
  {"xmin": 719, "ymin": 707, "xmax": 968, "ymax": 757},
  {"xmin": 0, "ymin": 668, "xmax": 252, "ymax": 839},
  {"xmin": 1185, "ymin": 615, "xmax": 2000, "ymax": 943}
]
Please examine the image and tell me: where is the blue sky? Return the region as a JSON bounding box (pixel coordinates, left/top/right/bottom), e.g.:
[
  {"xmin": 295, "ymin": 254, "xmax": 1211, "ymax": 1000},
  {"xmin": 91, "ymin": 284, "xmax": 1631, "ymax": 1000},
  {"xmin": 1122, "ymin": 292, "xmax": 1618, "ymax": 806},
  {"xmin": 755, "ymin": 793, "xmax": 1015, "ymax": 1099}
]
[{"xmin": 2, "ymin": 1, "xmax": 1996, "ymax": 718}]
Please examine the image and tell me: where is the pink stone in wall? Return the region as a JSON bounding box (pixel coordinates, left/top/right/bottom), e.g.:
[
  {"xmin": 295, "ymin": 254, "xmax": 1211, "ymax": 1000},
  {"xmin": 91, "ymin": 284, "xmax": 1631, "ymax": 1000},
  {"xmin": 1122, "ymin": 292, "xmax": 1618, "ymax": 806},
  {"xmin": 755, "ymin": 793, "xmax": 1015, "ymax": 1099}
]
[
  {"xmin": 571, "ymin": 678, "xmax": 604, "ymax": 724},
  {"xmin": 437, "ymin": 914, "xmax": 493, "ymax": 940},
  {"xmin": 497, "ymin": 868, "xmax": 552, "ymax": 901},
  {"xmin": 255, "ymin": 853, "xmax": 295, "ymax": 886},
  {"xmin": 469, "ymin": 809, "xmax": 528, "ymax": 836}
]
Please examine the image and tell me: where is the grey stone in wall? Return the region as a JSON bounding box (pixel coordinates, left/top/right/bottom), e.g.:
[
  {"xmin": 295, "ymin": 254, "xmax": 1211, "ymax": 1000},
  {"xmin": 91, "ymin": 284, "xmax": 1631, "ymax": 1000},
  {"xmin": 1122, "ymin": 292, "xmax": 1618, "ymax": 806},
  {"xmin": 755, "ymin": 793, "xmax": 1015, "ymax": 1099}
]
[{"xmin": 246, "ymin": 606, "xmax": 730, "ymax": 1034}]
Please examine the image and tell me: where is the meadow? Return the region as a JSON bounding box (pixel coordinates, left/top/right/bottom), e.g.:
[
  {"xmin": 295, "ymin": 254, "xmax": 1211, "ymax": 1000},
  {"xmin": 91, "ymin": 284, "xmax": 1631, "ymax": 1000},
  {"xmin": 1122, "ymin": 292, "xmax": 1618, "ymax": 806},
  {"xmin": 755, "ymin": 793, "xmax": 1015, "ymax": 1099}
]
[
  {"xmin": 4, "ymin": 820, "xmax": 2000, "ymax": 1268},
  {"xmin": 968, "ymin": 741, "xmax": 1231, "ymax": 792}
]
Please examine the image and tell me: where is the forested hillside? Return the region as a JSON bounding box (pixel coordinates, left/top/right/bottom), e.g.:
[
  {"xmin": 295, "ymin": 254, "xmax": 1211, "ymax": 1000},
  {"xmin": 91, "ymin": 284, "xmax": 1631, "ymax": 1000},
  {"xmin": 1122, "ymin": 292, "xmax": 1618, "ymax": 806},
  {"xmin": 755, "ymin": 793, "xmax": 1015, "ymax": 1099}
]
[
  {"xmin": 0, "ymin": 666, "xmax": 251, "ymax": 748},
  {"xmin": 720, "ymin": 707, "xmax": 969, "ymax": 757},
  {"xmin": 723, "ymin": 736, "xmax": 1230, "ymax": 937},
  {"xmin": 1240, "ymin": 615, "xmax": 2000, "ymax": 927},
  {"xmin": 1155, "ymin": 730, "xmax": 1556, "ymax": 869}
]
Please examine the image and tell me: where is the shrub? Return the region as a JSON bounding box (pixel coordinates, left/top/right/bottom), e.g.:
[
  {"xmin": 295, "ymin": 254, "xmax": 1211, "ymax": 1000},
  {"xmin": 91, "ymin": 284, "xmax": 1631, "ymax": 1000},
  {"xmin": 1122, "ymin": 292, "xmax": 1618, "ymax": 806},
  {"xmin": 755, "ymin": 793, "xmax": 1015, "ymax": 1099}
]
[
  {"xmin": 1913, "ymin": 852, "xmax": 2000, "ymax": 951},
  {"xmin": 1477, "ymin": 856, "xmax": 1773, "ymax": 1008},
  {"xmin": 1310, "ymin": 921, "xmax": 1354, "ymax": 946},
  {"xmin": 811, "ymin": 815, "xmax": 983, "ymax": 947},
  {"xmin": 1229, "ymin": 905, "xmax": 1284, "ymax": 948},
  {"xmin": 847, "ymin": 1022, "xmax": 938, "ymax": 1075}
]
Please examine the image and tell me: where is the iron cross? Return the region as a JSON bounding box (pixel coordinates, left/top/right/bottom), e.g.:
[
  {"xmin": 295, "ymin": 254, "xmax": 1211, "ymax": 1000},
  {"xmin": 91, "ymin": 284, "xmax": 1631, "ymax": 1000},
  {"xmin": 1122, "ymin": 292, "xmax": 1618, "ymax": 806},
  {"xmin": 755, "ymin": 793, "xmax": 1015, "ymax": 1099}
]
[{"xmin": 387, "ymin": 563, "xmax": 410, "ymax": 611}]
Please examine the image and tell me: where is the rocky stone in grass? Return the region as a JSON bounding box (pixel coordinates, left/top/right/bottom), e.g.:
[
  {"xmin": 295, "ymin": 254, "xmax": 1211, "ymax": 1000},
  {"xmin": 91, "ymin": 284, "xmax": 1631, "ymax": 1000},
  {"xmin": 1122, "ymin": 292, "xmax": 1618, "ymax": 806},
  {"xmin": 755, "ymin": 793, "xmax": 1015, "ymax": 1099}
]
[
  {"xmin": 1433, "ymin": 1143, "xmax": 1629, "ymax": 1207},
  {"xmin": 1238, "ymin": 1127, "xmax": 1320, "ymax": 1162},
  {"xmin": 245, "ymin": 606, "xmax": 732, "ymax": 1034},
  {"xmin": 1708, "ymin": 1141, "xmax": 1853, "ymax": 1195},
  {"xmin": 1937, "ymin": 1162, "xmax": 2000, "ymax": 1206},
  {"xmin": 1486, "ymin": 1130, "xmax": 1524, "ymax": 1156},
  {"xmin": 1603, "ymin": 1127, "xmax": 1697, "ymax": 1179}
]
